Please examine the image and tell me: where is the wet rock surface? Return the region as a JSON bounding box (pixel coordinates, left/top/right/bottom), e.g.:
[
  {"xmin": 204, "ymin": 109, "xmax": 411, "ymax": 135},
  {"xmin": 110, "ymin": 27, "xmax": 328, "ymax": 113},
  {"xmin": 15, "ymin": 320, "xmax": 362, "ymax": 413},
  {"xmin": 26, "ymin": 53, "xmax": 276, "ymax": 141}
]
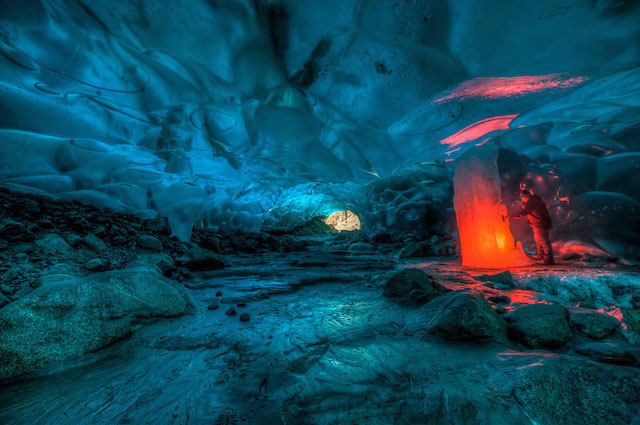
[
  {"xmin": 573, "ymin": 341, "xmax": 639, "ymax": 366},
  {"xmin": 569, "ymin": 309, "xmax": 620, "ymax": 340},
  {"xmin": 513, "ymin": 356, "xmax": 640, "ymax": 425},
  {"xmin": 0, "ymin": 266, "xmax": 193, "ymax": 380},
  {"xmin": 382, "ymin": 268, "xmax": 449, "ymax": 304},
  {"xmin": 426, "ymin": 291, "xmax": 508, "ymax": 343},
  {"xmin": 506, "ymin": 303, "xmax": 572, "ymax": 348}
]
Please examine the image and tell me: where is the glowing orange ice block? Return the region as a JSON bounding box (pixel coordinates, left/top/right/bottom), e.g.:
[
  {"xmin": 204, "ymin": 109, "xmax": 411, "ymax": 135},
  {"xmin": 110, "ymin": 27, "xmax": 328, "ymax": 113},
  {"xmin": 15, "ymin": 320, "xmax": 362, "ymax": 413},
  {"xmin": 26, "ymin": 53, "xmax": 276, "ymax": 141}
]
[{"xmin": 453, "ymin": 143, "xmax": 534, "ymax": 269}]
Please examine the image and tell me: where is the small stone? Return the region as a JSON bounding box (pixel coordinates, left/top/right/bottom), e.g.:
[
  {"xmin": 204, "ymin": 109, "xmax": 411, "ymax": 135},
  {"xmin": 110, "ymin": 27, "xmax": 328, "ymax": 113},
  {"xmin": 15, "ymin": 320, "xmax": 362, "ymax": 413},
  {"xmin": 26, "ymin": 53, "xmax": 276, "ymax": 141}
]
[
  {"xmin": 143, "ymin": 216, "xmax": 170, "ymax": 234},
  {"xmin": 207, "ymin": 299, "xmax": 219, "ymax": 310},
  {"xmin": 66, "ymin": 233, "xmax": 82, "ymax": 247},
  {"xmin": 237, "ymin": 302, "xmax": 247, "ymax": 307},
  {"xmin": 84, "ymin": 258, "xmax": 109, "ymax": 271},
  {"xmin": 225, "ymin": 307, "xmax": 237, "ymax": 316},
  {"xmin": 37, "ymin": 219, "xmax": 54, "ymax": 229},
  {"xmin": 13, "ymin": 243, "xmax": 33, "ymax": 254},
  {"xmin": 93, "ymin": 226, "xmax": 107, "ymax": 237},
  {"xmin": 82, "ymin": 234, "xmax": 107, "ymax": 252},
  {"xmin": 138, "ymin": 235, "xmax": 163, "ymax": 251},
  {"xmin": 35, "ymin": 234, "xmax": 71, "ymax": 254},
  {"xmin": 216, "ymin": 291, "xmax": 222, "ymax": 297},
  {"xmin": 239, "ymin": 313, "xmax": 250, "ymax": 322}
]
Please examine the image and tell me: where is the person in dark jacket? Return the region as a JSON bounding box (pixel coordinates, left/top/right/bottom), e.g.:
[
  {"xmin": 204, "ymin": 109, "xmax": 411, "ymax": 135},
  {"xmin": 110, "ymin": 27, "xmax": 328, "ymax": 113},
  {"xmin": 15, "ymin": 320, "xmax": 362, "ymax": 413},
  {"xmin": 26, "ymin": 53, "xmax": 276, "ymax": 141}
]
[{"xmin": 510, "ymin": 190, "xmax": 554, "ymax": 265}]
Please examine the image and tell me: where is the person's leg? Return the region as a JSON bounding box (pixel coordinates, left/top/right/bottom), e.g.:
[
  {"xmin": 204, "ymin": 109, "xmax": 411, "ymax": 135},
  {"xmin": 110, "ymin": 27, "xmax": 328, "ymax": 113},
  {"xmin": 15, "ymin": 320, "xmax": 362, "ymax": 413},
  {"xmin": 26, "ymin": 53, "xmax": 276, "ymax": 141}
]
[
  {"xmin": 542, "ymin": 226, "xmax": 554, "ymax": 263},
  {"xmin": 533, "ymin": 226, "xmax": 554, "ymax": 264},
  {"xmin": 532, "ymin": 226, "xmax": 544, "ymax": 258}
]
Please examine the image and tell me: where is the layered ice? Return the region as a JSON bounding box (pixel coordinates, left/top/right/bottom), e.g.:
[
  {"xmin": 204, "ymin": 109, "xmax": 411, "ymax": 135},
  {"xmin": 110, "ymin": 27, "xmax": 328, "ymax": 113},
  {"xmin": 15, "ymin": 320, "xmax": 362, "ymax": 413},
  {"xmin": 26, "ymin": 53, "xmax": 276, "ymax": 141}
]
[{"xmin": 0, "ymin": 0, "xmax": 638, "ymax": 256}]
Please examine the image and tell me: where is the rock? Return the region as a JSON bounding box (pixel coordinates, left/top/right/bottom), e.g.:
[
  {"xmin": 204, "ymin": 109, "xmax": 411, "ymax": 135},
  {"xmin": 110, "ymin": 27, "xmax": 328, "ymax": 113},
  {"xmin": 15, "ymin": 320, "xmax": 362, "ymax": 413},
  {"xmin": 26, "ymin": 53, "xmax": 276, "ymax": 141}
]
[
  {"xmin": 65, "ymin": 233, "xmax": 82, "ymax": 247},
  {"xmin": 143, "ymin": 216, "xmax": 170, "ymax": 234},
  {"xmin": 399, "ymin": 241, "xmax": 434, "ymax": 258},
  {"xmin": 0, "ymin": 219, "xmax": 32, "ymax": 242},
  {"xmin": 216, "ymin": 291, "xmax": 222, "ymax": 297},
  {"xmin": 569, "ymin": 310, "xmax": 619, "ymax": 340},
  {"xmin": 35, "ymin": 234, "xmax": 71, "ymax": 254},
  {"xmin": 348, "ymin": 242, "xmax": 376, "ymax": 253},
  {"xmin": 225, "ymin": 307, "xmax": 237, "ymax": 316},
  {"xmin": 13, "ymin": 243, "xmax": 33, "ymax": 253},
  {"xmin": 37, "ymin": 219, "xmax": 54, "ymax": 229},
  {"xmin": 0, "ymin": 267, "xmax": 194, "ymax": 379},
  {"xmin": 82, "ymin": 233, "xmax": 107, "ymax": 252},
  {"xmin": 604, "ymin": 307, "xmax": 640, "ymax": 345},
  {"xmin": 514, "ymin": 355, "xmax": 640, "ymax": 425},
  {"xmin": 0, "ymin": 292, "xmax": 9, "ymax": 308},
  {"xmin": 32, "ymin": 273, "xmax": 77, "ymax": 289},
  {"xmin": 383, "ymin": 268, "xmax": 449, "ymax": 305},
  {"xmin": 240, "ymin": 313, "xmax": 250, "ymax": 322},
  {"xmin": 138, "ymin": 235, "xmax": 163, "ymax": 251},
  {"xmin": 183, "ymin": 247, "xmax": 226, "ymax": 271},
  {"xmin": 474, "ymin": 271, "xmax": 515, "ymax": 287},
  {"xmin": 426, "ymin": 291, "xmax": 508, "ymax": 343},
  {"xmin": 207, "ymin": 299, "xmax": 219, "ymax": 310},
  {"xmin": 136, "ymin": 253, "xmax": 175, "ymax": 274},
  {"xmin": 506, "ymin": 303, "xmax": 572, "ymax": 348},
  {"xmin": 84, "ymin": 258, "xmax": 109, "ymax": 271},
  {"xmin": 573, "ymin": 342, "xmax": 638, "ymax": 366}
]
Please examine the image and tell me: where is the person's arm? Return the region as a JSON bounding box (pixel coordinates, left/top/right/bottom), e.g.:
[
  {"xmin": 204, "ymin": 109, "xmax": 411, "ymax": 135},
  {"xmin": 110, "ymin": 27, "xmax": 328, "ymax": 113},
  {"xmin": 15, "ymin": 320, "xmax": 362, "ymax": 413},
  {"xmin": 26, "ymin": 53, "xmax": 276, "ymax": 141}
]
[{"xmin": 510, "ymin": 199, "xmax": 534, "ymax": 219}]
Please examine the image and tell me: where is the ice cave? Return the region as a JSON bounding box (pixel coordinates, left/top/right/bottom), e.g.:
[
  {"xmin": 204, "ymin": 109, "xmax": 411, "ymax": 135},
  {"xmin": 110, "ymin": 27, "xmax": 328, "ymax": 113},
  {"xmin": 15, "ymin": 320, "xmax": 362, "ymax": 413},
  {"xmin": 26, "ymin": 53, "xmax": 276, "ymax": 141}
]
[{"xmin": 0, "ymin": 1, "xmax": 639, "ymax": 424}]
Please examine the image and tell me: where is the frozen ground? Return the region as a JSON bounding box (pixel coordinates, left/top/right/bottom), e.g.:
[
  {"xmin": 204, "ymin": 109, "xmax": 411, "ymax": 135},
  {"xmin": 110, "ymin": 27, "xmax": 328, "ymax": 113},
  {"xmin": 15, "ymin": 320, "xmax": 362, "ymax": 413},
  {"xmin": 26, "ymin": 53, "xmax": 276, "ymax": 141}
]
[{"xmin": 1, "ymin": 237, "xmax": 639, "ymax": 425}]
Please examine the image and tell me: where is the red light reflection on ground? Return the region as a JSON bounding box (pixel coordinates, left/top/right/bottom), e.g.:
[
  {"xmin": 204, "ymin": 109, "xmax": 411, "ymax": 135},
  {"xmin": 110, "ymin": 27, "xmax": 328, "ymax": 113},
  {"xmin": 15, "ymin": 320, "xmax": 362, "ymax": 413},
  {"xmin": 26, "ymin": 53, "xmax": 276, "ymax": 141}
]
[
  {"xmin": 434, "ymin": 74, "xmax": 589, "ymax": 104},
  {"xmin": 441, "ymin": 114, "xmax": 518, "ymax": 148}
]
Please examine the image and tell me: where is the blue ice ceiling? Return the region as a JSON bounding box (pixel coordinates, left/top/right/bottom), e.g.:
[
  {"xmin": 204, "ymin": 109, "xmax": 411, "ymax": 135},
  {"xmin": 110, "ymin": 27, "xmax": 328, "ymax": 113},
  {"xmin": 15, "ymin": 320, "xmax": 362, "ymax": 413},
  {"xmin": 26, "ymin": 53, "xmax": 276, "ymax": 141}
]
[{"xmin": 0, "ymin": 0, "xmax": 639, "ymax": 242}]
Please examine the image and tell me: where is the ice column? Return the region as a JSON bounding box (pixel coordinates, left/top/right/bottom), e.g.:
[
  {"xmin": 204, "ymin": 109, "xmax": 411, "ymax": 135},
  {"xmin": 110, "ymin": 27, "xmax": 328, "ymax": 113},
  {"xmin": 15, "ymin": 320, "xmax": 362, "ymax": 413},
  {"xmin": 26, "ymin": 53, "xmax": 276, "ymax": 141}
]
[{"xmin": 453, "ymin": 143, "xmax": 533, "ymax": 268}]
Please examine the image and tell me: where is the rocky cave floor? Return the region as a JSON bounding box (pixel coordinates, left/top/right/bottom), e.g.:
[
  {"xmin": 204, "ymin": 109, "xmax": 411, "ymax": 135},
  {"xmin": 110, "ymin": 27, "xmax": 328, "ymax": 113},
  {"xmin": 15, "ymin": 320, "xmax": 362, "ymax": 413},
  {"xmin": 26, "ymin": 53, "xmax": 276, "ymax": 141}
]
[{"xmin": 0, "ymin": 190, "xmax": 640, "ymax": 425}]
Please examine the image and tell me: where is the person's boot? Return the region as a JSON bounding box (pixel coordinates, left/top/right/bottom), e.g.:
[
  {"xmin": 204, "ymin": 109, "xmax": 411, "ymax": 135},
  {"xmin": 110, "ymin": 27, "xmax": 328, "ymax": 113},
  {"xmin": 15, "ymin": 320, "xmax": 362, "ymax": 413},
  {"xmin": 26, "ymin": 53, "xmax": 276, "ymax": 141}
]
[{"xmin": 537, "ymin": 257, "xmax": 555, "ymax": 265}]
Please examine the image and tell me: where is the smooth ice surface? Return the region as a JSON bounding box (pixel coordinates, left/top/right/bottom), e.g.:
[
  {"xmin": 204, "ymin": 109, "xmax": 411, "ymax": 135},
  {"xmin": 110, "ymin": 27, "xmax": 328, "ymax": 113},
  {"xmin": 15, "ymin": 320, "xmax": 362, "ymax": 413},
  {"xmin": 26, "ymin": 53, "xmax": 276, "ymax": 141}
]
[{"xmin": 0, "ymin": 1, "xmax": 639, "ymax": 256}]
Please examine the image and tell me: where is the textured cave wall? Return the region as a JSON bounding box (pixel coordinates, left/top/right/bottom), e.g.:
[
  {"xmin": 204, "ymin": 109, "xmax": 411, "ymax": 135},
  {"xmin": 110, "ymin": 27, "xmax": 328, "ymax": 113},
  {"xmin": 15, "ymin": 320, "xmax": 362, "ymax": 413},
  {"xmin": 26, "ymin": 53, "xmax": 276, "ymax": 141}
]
[{"xmin": 0, "ymin": 0, "xmax": 638, "ymax": 251}]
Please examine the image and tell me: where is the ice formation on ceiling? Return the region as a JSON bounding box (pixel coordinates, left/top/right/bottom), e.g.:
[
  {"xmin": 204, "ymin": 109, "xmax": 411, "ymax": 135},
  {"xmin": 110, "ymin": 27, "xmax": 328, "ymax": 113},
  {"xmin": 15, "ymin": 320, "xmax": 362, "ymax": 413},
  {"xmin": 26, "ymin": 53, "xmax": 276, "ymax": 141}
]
[{"xmin": 0, "ymin": 0, "xmax": 638, "ymax": 258}]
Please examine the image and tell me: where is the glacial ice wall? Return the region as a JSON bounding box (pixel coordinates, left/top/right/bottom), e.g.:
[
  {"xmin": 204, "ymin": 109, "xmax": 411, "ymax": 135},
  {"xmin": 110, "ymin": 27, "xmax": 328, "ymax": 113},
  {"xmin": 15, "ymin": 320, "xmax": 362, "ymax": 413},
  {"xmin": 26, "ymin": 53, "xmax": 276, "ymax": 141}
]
[{"xmin": 0, "ymin": 0, "xmax": 639, "ymax": 256}]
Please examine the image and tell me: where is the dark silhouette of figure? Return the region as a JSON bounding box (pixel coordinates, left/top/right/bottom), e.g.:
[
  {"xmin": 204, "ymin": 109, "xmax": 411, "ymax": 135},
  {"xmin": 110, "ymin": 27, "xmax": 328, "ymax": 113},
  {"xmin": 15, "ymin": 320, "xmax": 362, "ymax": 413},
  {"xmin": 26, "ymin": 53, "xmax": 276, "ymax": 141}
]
[{"xmin": 510, "ymin": 190, "xmax": 554, "ymax": 265}]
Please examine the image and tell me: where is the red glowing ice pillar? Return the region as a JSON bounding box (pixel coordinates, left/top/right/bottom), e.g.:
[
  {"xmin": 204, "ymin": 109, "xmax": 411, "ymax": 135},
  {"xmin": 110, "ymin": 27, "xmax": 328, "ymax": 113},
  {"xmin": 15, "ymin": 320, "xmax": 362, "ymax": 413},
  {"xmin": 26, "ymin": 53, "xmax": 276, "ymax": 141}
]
[{"xmin": 453, "ymin": 143, "xmax": 533, "ymax": 268}]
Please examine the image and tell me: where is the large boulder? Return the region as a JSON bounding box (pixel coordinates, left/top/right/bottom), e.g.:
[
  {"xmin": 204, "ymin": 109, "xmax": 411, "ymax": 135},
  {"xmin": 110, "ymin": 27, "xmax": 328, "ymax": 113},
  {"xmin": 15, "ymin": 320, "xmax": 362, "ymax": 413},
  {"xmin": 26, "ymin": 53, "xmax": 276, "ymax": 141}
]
[
  {"xmin": 383, "ymin": 268, "xmax": 449, "ymax": 305},
  {"xmin": 506, "ymin": 303, "xmax": 572, "ymax": 348},
  {"xmin": 426, "ymin": 291, "xmax": 508, "ymax": 343},
  {"xmin": 569, "ymin": 310, "xmax": 620, "ymax": 340},
  {"xmin": 514, "ymin": 356, "xmax": 640, "ymax": 425},
  {"xmin": 0, "ymin": 266, "xmax": 193, "ymax": 379}
]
